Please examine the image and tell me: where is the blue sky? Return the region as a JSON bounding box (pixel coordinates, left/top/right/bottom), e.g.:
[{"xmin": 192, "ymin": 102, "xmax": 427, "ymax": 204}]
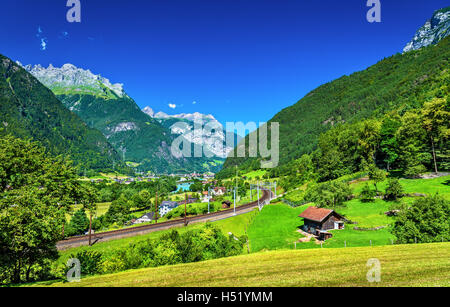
[{"xmin": 2, "ymin": 0, "xmax": 448, "ymax": 126}]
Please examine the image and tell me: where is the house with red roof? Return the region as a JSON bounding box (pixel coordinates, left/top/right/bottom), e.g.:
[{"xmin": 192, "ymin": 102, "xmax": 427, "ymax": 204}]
[{"xmin": 299, "ymin": 207, "xmax": 345, "ymax": 241}]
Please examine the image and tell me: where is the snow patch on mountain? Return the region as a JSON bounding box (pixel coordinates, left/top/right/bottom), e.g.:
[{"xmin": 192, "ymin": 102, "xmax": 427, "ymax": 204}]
[
  {"xmin": 142, "ymin": 106, "xmax": 233, "ymax": 158},
  {"xmin": 142, "ymin": 106, "xmax": 155, "ymax": 117}
]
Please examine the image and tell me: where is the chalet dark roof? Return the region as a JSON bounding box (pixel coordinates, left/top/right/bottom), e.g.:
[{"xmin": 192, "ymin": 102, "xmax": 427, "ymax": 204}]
[{"xmin": 299, "ymin": 207, "xmax": 336, "ymax": 223}]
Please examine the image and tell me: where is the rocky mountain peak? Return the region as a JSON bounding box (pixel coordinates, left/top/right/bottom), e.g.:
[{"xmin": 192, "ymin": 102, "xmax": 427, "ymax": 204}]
[
  {"xmin": 142, "ymin": 106, "xmax": 155, "ymax": 117},
  {"xmin": 403, "ymin": 7, "xmax": 450, "ymax": 53},
  {"xmin": 20, "ymin": 62, "xmax": 126, "ymax": 98}
]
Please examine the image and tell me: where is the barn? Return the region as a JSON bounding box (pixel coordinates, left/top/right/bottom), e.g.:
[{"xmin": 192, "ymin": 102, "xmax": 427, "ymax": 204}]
[{"xmin": 299, "ymin": 207, "xmax": 345, "ymax": 240}]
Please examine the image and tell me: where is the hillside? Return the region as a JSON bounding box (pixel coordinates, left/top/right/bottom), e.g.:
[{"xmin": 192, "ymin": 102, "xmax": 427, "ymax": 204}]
[
  {"xmin": 0, "ymin": 54, "xmax": 123, "ymax": 172},
  {"xmin": 46, "ymin": 243, "xmax": 450, "ymax": 287},
  {"xmin": 24, "ymin": 63, "xmax": 229, "ymax": 174},
  {"xmin": 221, "ymin": 35, "xmax": 450, "ymax": 175}
]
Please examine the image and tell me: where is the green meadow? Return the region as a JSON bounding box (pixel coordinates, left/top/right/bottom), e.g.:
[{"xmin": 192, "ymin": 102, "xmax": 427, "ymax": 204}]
[{"xmin": 44, "ymin": 243, "xmax": 450, "ymax": 287}]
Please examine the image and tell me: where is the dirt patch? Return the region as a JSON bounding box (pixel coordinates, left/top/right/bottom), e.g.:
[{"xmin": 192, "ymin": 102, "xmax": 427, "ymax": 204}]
[{"xmin": 349, "ymin": 177, "xmax": 369, "ymax": 185}]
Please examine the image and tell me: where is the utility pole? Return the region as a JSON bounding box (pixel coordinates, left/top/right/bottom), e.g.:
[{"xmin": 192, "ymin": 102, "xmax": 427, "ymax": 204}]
[
  {"xmin": 207, "ymin": 187, "xmax": 210, "ymax": 214},
  {"xmin": 155, "ymin": 191, "xmax": 158, "ymax": 224},
  {"xmin": 88, "ymin": 212, "xmax": 92, "ymax": 246},
  {"xmin": 235, "ymin": 165, "xmax": 238, "ymax": 188},
  {"xmin": 184, "ymin": 193, "xmax": 188, "ymax": 226},
  {"xmin": 233, "ymin": 187, "xmax": 236, "ymax": 216},
  {"xmin": 257, "ymin": 181, "xmax": 260, "ymax": 211}
]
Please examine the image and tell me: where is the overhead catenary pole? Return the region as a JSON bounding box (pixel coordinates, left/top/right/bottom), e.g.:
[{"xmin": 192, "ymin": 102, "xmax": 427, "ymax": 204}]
[
  {"xmin": 184, "ymin": 193, "xmax": 188, "ymax": 226},
  {"xmin": 88, "ymin": 212, "xmax": 92, "ymax": 246},
  {"xmin": 208, "ymin": 187, "xmax": 210, "ymax": 214},
  {"xmin": 233, "ymin": 188, "xmax": 236, "ymax": 215},
  {"xmin": 155, "ymin": 191, "xmax": 158, "ymax": 224},
  {"xmin": 257, "ymin": 181, "xmax": 260, "ymax": 211}
]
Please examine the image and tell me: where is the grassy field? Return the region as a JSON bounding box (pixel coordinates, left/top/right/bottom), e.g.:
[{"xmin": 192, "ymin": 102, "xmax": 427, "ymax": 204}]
[
  {"xmin": 351, "ymin": 175, "xmax": 450, "ymax": 200},
  {"xmin": 247, "ymin": 204, "xmax": 307, "ymax": 252},
  {"xmin": 337, "ymin": 198, "xmax": 392, "ymax": 228},
  {"xmin": 248, "ymin": 175, "xmax": 450, "ymax": 251},
  {"xmin": 45, "ymin": 243, "xmax": 450, "ymax": 287},
  {"xmin": 242, "ymin": 169, "xmax": 267, "ymax": 180}
]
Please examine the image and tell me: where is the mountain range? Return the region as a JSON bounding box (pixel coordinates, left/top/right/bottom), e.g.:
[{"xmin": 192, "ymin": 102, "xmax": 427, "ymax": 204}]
[{"xmin": 20, "ymin": 63, "xmax": 234, "ymax": 173}]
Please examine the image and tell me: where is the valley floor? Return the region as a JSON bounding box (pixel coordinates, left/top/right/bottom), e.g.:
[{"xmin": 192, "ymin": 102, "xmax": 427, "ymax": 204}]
[{"xmin": 44, "ymin": 242, "xmax": 450, "ymax": 287}]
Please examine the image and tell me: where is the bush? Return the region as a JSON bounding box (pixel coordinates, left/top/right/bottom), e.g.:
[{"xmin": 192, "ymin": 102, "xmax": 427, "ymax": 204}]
[
  {"xmin": 102, "ymin": 256, "xmax": 126, "ymax": 274},
  {"xmin": 404, "ymin": 164, "xmax": 426, "ymax": 179},
  {"xmin": 67, "ymin": 251, "xmax": 103, "ymax": 277},
  {"xmin": 359, "ymin": 183, "xmax": 376, "ymax": 202},
  {"xmin": 384, "ymin": 178, "xmax": 404, "ymax": 201},
  {"xmin": 99, "ymin": 225, "xmax": 246, "ymax": 275},
  {"xmin": 392, "ymin": 195, "xmax": 450, "ymax": 244}
]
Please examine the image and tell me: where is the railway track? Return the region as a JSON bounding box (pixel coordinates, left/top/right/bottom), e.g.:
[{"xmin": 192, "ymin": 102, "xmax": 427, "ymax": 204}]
[{"xmin": 56, "ymin": 189, "xmax": 273, "ymax": 250}]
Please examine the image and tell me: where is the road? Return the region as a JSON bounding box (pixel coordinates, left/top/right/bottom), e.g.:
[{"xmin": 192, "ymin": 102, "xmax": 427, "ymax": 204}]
[{"xmin": 56, "ymin": 189, "xmax": 273, "ymax": 250}]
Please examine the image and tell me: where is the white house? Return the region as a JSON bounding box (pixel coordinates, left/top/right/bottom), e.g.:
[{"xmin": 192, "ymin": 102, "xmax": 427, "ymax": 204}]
[
  {"xmin": 159, "ymin": 201, "xmax": 179, "ymax": 217},
  {"xmin": 212, "ymin": 187, "xmax": 226, "ymax": 196}
]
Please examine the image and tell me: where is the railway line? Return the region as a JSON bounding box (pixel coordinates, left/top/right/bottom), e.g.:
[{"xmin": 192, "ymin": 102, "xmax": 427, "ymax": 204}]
[{"xmin": 56, "ymin": 189, "xmax": 273, "ymax": 250}]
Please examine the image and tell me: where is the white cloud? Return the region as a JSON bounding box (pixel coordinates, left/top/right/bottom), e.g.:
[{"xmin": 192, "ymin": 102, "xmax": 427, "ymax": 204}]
[
  {"xmin": 40, "ymin": 38, "xmax": 48, "ymax": 51},
  {"xmin": 192, "ymin": 101, "xmax": 197, "ymax": 105},
  {"xmin": 168, "ymin": 103, "xmax": 177, "ymax": 109},
  {"xmin": 36, "ymin": 26, "xmax": 47, "ymax": 51}
]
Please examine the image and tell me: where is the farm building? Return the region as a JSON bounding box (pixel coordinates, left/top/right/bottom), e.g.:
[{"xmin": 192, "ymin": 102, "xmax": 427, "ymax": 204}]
[
  {"xmin": 134, "ymin": 212, "xmax": 155, "ymax": 224},
  {"xmin": 299, "ymin": 207, "xmax": 345, "ymax": 240},
  {"xmin": 222, "ymin": 200, "xmax": 232, "ymax": 209}
]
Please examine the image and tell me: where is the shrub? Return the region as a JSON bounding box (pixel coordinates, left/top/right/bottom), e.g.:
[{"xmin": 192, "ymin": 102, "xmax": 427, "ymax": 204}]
[
  {"xmin": 102, "ymin": 256, "xmax": 126, "ymax": 274},
  {"xmin": 392, "ymin": 195, "xmax": 450, "ymax": 244},
  {"xmin": 384, "ymin": 178, "xmax": 404, "ymax": 201},
  {"xmin": 404, "ymin": 164, "xmax": 426, "ymax": 179},
  {"xmin": 359, "ymin": 183, "xmax": 376, "ymax": 202},
  {"xmin": 67, "ymin": 251, "xmax": 103, "ymax": 277}
]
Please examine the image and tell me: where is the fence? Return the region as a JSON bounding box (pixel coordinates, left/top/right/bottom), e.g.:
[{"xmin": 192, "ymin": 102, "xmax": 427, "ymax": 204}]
[{"xmin": 287, "ymin": 236, "xmax": 449, "ymax": 250}]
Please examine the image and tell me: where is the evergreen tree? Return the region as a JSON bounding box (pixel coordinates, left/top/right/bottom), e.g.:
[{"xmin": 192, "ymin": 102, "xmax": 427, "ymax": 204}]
[
  {"xmin": 67, "ymin": 208, "xmax": 89, "ymax": 236},
  {"xmin": 384, "ymin": 178, "xmax": 404, "ymax": 201}
]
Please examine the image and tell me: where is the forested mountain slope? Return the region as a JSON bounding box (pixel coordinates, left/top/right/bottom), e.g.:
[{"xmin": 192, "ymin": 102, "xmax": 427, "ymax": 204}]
[
  {"xmin": 0, "ymin": 54, "xmax": 123, "ymax": 172},
  {"xmin": 220, "ymin": 36, "xmax": 450, "ymax": 176}
]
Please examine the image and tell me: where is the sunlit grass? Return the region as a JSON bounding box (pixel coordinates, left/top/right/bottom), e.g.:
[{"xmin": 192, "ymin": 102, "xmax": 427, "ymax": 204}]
[{"xmin": 46, "ymin": 243, "xmax": 450, "ymax": 287}]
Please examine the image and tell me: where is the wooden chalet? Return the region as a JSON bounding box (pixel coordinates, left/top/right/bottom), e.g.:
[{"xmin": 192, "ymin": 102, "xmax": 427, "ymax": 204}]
[{"xmin": 299, "ymin": 207, "xmax": 345, "ymax": 240}]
